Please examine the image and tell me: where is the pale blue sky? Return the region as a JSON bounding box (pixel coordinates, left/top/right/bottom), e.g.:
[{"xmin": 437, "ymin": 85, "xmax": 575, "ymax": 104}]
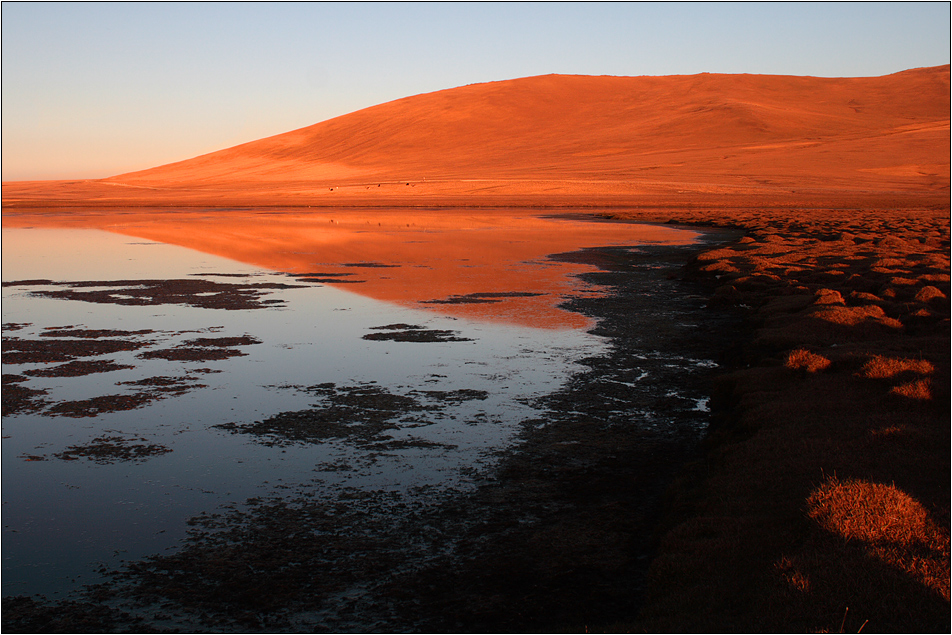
[{"xmin": 3, "ymin": 2, "xmax": 949, "ymax": 180}]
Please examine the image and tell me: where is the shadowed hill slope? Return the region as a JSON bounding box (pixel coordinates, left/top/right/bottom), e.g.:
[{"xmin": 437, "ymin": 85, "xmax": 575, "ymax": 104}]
[{"xmin": 3, "ymin": 65, "xmax": 949, "ymax": 208}]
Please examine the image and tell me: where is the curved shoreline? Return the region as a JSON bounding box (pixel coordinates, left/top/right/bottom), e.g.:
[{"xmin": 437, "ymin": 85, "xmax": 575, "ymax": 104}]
[
  {"xmin": 2, "ymin": 208, "xmax": 948, "ymax": 632},
  {"xmin": 2, "ymin": 224, "xmax": 740, "ymax": 631}
]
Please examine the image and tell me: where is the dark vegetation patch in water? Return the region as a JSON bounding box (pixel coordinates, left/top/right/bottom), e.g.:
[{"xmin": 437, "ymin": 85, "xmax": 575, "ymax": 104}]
[
  {"xmin": 24, "ymin": 360, "xmax": 136, "ymax": 378},
  {"xmin": 2, "ymin": 375, "xmax": 49, "ymax": 415},
  {"xmin": 189, "ymin": 272, "xmax": 255, "ymax": 278},
  {"xmin": 215, "ymin": 383, "xmax": 485, "ymax": 449},
  {"xmin": 40, "ymin": 327, "xmax": 156, "ymax": 339},
  {"xmin": 183, "ymin": 335, "xmax": 261, "ymax": 348},
  {"xmin": 138, "ymin": 348, "xmax": 247, "ymax": 362},
  {"xmin": 421, "ymin": 291, "xmax": 545, "ymax": 305},
  {"xmin": 362, "ymin": 324, "xmax": 473, "ymax": 342},
  {"xmin": 285, "ymin": 272, "xmax": 356, "ymax": 278},
  {"xmin": 116, "ymin": 375, "xmax": 208, "ymax": 396},
  {"xmin": 299, "ymin": 278, "xmax": 366, "ymax": 284},
  {"xmin": 3, "ymin": 278, "xmax": 307, "ymax": 310},
  {"xmin": 21, "ymin": 435, "xmax": 173, "ymax": 464},
  {"xmin": 45, "ymin": 392, "xmax": 159, "ymax": 418},
  {"xmin": 416, "ymin": 388, "xmax": 490, "ymax": 403},
  {"xmin": 5, "ymin": 377, "xmax": 205, "ymax": 418},
  {"xmin": 2, "ymin": 337, "xmax": 151, "ymax": 364},
  {"xmin": 283, "ymin": 271, "xmax": 366, "ymax": 284},
  {"xmin": 137, "ymin": 335, "xmax": 261, "ymax": 362},
  {"xmin": 2, "ymin": 326, "xmax": 250, "ymax": 416},
  {"xmin": 342, "ymin": 262, "xmax": 400, "ymax": 268}
]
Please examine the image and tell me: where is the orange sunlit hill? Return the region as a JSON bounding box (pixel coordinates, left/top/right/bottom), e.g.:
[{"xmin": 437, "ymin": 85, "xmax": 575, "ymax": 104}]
[
  {"xmin": 2, "ymin": 66, "xmax": 949, "ymax": 210},
  {"xmin": 0, "ymin": 209, "xmax": 700, "ymax": 329}
]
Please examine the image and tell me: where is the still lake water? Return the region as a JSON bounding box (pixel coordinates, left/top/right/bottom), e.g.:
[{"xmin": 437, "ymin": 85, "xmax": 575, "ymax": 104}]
[{"xmin": 1, "ymin": 211, "xmax": 702, "ymax": 599}]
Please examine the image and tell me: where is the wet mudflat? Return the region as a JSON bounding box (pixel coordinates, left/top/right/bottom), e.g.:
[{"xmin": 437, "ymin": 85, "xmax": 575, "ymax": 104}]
[
  {"xmin": 3, "ymin": 228, "xmax": 738, "ymax": 632},
  {"xmin": 3, "ymin": 215, "xmax": 731, "ymax": 631}
]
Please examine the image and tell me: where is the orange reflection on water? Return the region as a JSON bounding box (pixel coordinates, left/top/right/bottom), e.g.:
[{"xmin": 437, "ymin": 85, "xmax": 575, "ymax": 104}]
[{"xmin": 2, "ymin": 209, "xmax": 699, "ymax": 329}]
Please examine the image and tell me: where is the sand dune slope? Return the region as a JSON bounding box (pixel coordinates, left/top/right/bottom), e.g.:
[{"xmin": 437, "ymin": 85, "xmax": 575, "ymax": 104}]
[{"xmin": 4, "ymin": 65, "xmax": 949, "ymax": 208}]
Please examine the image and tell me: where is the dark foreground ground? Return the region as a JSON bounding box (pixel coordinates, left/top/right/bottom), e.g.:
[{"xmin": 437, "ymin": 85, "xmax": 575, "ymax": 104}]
[
  {"xmin": 3, "ymin": 207, "xmax": 949, "ymax": 633},
  {"xmin": 626, "ymin": 207, "xmax": 950, "ymax": 634}
]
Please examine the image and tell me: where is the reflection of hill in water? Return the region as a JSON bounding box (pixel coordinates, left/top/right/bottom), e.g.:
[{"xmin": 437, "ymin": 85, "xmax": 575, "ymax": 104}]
[{"xmin": 2, "ymin": 210, "xmax": 700, "ymax": 329}]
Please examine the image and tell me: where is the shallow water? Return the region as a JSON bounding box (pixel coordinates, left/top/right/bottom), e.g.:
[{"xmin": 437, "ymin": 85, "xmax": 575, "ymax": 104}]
[{"xmin": 1, "ymin": 213, "xmax": 701, "ymax": 600}]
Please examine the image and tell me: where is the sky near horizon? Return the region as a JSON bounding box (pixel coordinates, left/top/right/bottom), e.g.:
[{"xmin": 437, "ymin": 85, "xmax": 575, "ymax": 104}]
[{"xmin": 3, "ymin": 2, "xmax": 950, "ymax": 181}]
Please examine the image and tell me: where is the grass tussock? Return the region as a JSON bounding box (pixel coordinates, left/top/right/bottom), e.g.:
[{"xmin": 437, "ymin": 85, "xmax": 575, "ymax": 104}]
[
  {"xmin": 810, "ymin": 304, "xmax": 903, "ymax": 330},
  {"xmin": 808, "ymin": 477, "xmax": 950, "ymax": 600},
  {"xmin": 889, "ymin": 378, "xmax": 933, "ymax": 400},
  {"xmin": 785, "ymin": 349, "xmax": 831, "ymax": 373},
  {"xmin": 860, "ymin": 355, "xmax": 935, "ymax": 379},
  {"xmin": 915, "ymin": 285, "xmax": 947, "ymax": 302},
  {"xmin": 623, "ymin": 206, "xmax": 949, "ymax": 633}
]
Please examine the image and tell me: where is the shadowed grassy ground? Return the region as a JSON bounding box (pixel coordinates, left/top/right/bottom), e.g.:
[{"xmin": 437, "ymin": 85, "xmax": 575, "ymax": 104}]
[{"xmin": 608, "ymin": 206, "xmax": 950, "ymax": 633}]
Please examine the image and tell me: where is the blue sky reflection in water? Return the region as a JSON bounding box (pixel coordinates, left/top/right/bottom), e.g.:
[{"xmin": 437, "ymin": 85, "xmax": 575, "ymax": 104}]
[{"xmin": 2, "ymin": 216, "xmax": 702, "ymax": 598}]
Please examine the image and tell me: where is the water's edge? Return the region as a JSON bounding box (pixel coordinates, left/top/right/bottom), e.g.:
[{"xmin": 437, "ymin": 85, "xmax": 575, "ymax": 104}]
[
  {"xmin": 2, "ymin": 227, "xmax": 745, "ymax": 632},
  {"xmin": 366, "ymin": 231, "xmax": 746, "ymax": 632}
]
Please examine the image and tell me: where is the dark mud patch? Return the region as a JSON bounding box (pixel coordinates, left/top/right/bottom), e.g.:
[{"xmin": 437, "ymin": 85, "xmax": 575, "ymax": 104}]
[
  {"xmin": 24, "ymin": 360, "xmax": 135, "ymax": 378},
  {"xmin": 421, "ymin": 291, "xmax": 545, "ymax": 305},
  {"xmin": 415, "ymin": 388, "xmax": 489, "ymax": 403},
  {"xmin": 4, "ymin": 278, "xmax": 306, "ymax": 310},
  {"xmin": 2, "ymin": 280, "xmax": 55, "ymax": 287},
  {"xmin": 189, "ymin": 272, "xmax": 255, "ymax": 278},
  {"xmin": 0, "ymin": 597, "xmax": 147, "ymax": 633},
  {"xmin": 39, "ymin": 373, "xmax": 208, "ymax": 416},
  {"xmin": 362, "ymin": 324, "xmax": 473, "ymax": 343},
  {"xmin": 138, "ymin": 334, "xmax": 260, "ymax": 362},
  {"xmin": 22, "ymin": 435, "xmax": 173, "ymax": 464},
  {"xmin": 138, "ymin": 348, "xmax": 247, "ymax": 362},
  {"xmin": 12, "ymin": 375, "xmax": 206, "ymax": 418},
  {"xmin": 86, "ymin": 490, "xmax": 451, "ymax": 632},
  {"xmin": 2, "ymin": 322, "xmax": 32, "ymax": 332},
  {"xmin": 183, "ymin": 335, "xmax": 261, "ymax": 348},
  {"xmin": 342, "ymin": 262, "xmax": 400, "ymax": 268},
  {"xmin": 2, "ymin": 336, "xmax": 150, "ymax": 364},
  {"xmin": 286, "ymin": 272, "xmax": 365, "ymax": 284},
  {"xmin": 215, "ymin": 383, "xmax": 472, "ymax": 449},
  {"xmin": 40, "ymin": 327, "xmax": 155, "ymax": 339},
  {"xmin": 117, "ymin": 375, "xmax": 208, "ymax": 396},
  {"xmin": 45, "ymin": 393, "xmax": 158, "ymax": 418},
  {"xmin": 2, "ymin": 326, "xmax": 246, "ymax": 418},
  {"xmin": 2, "ymin": 374, "xmax": 49, "ymax": 415}
]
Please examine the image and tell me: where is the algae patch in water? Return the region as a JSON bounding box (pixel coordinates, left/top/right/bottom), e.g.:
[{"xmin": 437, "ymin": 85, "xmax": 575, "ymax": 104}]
[
  {"xmin": 216, "ymin": 383, "xmax": 488, "ymax": 448},
  {"xmin": 362, "ymin": 324, "xmax": 473, "ymax": 343},
  {"xmin": 2, "ymin": 278, "xmax": 307, "ymax": 310}
]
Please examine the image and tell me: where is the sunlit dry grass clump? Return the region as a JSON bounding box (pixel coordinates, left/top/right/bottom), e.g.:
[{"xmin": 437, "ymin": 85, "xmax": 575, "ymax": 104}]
[
  {"xmin": 807, "ymin": 477, "xmax": 950, "ymax": 600},
  {"xmin": 889, "ymin": 378, "xmax": 933, "ymax": 400},
  {"xmin": 860, "ymin": 355, "xmax": 935, "ymax": 379},
  {"xmin": 784, "ymin": 348, "xmax": 831, "ymax": 373}
]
